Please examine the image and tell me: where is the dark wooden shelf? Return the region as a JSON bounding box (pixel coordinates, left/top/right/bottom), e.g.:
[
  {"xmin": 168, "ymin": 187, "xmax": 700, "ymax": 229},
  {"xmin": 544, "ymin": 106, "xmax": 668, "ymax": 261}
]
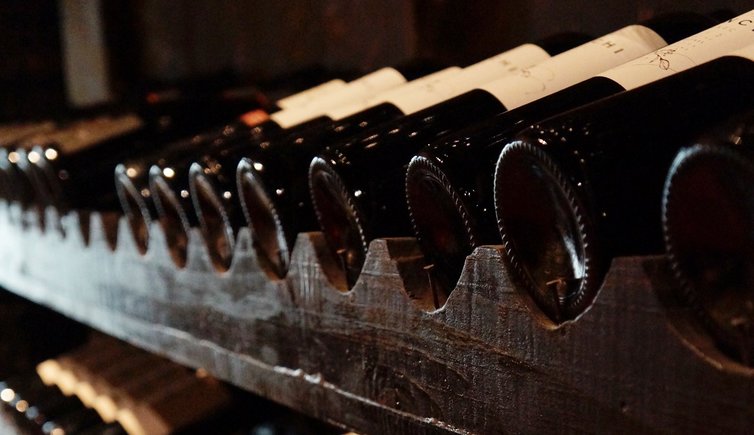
[{"xmin": 0, "ymin": 203, "xmax": 752, "ymax": 434}]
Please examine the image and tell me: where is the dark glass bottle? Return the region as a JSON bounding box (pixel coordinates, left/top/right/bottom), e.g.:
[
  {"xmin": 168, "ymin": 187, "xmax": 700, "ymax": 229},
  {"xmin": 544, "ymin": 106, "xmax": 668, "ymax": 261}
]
[
  {"xmin": 199, "ymin": 103, "xmax": 405, "ymax": 272},
  {"xmin": 191, "ymin": 64, "xmax": 476, "ymax": 271},
  {"xmin": 133, "ymin": 65, "xmax": 452, "ymax": 263},
  {"xmin": 309, "ymin": 14, "xmax": 713, "ymax": 291},
  {"xmin": 28, "ymin": 115, "xmax": 150, "ymax": 216},
  {"xmin": 26, "ymin": 81, "xmax": 283, "ymax": 219},
  {"xmin": 494, "ymin": 52, "xmax": 754, "ymax": 325},
  {"xmin": 113, "ymin": 68, "xmax": 412, "ymax": 255},
  {"xmin": 662, "ymin": 110, "xmax": 754, "ymax": 365},
  {"xmin": 129, "ymin": 65, "xmax": 428, "ymax": 222},
  {"xmin": 148, "ymin": 65, "xmax": 459, "ymax": 268},
  {"xmin": 0, "ymin": 122, "xmax": 57, "ymax": 205},
  {"xmin": 189, "ymin": 34, "xmax": 590, "ymax": 273},
  {"xmin": 115, "ymin": 121, "xmax": 267, "ymax": 254},
  {"xmin": 113, "ymin": 75, "xmax": 356, "ymax": 228},
  {"xmin": 406, "ymin": 11, "xmax": 750, "ymax": 298},
  {"xmin": 132, "ymin": 82, "xmax": 273, "ymax": 136},
  {"xmin": 148, "ymin": 117, "xmax": 332, "ymax": 267}
]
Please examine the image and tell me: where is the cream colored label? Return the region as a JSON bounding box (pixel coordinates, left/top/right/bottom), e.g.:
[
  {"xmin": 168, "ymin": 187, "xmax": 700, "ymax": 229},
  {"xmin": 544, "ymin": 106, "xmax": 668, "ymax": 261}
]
[
  {"xmin": 480, "ymin": 25, "xmax": 668, "ymax": 109},
  {"xmin": 270, "ymin": 68, "xmax": 407, "ymax": 128},
  {"xmin": 276, "ymin": 79, "xmax": 347, "ymax": 109},
  {"xmin": 324, "ymin": 66, "xmax": 463, "ymax": 120},
  {"xmin": 730, "ymin": 43, "xmax": 754, "ymax": 61},
  {"xmin": 381, "ymin": 44, "xmax": 553, "ymax": 114},
  {"xmin": 345, "ymin": 67, "xmax": 408, "ymax": 94},
  {"xmin": 599, "ymin": 11, "xmax": 754, "ymax": 90}
]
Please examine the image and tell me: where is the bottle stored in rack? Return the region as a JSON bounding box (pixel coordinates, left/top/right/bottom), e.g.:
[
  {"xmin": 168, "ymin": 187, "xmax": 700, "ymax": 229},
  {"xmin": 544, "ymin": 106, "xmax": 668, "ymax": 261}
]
[
  {"xmin": 405, "ymin": 10, "xmax": 754, "ymax": 299},
  {"xmin": 494, "ymin": 45, "xmax": 754, "ymax": 324},
  {"xmin": 309, "ymin": 13, "xmax": 715, "ymax": 291},
  {"xmin": 663, "ymin": 110, "xmax": 754, "ymax": 365}
]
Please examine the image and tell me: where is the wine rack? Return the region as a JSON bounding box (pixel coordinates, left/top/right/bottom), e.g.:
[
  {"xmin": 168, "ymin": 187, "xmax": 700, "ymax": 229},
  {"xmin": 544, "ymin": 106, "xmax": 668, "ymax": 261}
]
[{"xmin": 0, "ymin": 203, "xmax": 752, "ymax": 434}]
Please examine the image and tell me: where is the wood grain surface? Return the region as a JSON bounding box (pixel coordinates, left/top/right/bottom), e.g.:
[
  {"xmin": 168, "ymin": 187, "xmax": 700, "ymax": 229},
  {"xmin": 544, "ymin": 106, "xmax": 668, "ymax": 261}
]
[{"xmin": 0, "ymin": 203, "xmax": 751, "ymax": 434}]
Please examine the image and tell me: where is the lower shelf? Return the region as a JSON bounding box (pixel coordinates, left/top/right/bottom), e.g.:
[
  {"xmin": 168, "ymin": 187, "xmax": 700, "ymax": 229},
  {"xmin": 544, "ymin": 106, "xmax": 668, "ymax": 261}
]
[{"xmin": 0, "ymin": 204, "xmax": 751, "ymax": 434}]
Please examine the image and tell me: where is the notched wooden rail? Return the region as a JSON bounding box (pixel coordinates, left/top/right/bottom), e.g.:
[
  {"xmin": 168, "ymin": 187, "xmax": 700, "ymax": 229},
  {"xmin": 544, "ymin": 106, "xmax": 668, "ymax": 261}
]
[{"xmin": 0, "ymin": 203, "xmax": 751, "ymax": 434}]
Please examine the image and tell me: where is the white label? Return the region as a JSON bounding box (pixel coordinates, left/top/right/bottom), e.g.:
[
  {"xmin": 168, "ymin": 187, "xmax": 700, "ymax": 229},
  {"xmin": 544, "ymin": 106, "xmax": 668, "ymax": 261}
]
[
  {"xmin": 600, "ymin": 11, "xmax": 754, "ymax": 90},
  {"xmin": 324, "ymin": 66, "xmax": 463, "ymax": 120},
  {"xmin": 270, "ymin": 67, "xmax": 407, "ymax": 128},
  {"xmin": 276, "ymin": 79, "xmax": 347, "ymax": 109},
  {"xmin": 345, "ymin": 67, "xmax": 408, "ymax": 94},
  {"xmin": 384, "ymin": 44, "xmax": 553, "ymax": 114},
  {"xmin": 730, "ymin": 43, "xmax": 754, "ymax": 61},
  {"xmin": 480, "ymin": 25, "xmax": 668, "ymax": 110}
]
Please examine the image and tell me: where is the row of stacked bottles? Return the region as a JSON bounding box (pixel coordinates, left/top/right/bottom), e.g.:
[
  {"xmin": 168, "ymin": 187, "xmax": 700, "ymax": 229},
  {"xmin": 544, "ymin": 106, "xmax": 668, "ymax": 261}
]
[{"xmin": 1, "ymin": 9, "xmax": 753, "ymax": 370}]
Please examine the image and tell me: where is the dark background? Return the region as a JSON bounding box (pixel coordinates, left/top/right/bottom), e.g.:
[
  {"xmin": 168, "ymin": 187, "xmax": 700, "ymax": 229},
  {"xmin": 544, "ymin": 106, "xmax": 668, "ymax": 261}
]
[{"xmin": 1, "ymin": 0, "xmax": 751, "ymax": 121}]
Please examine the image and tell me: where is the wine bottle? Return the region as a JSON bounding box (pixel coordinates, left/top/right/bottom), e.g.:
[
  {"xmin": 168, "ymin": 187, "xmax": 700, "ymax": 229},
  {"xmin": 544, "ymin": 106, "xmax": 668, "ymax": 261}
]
[
  {"xmin": 121, "ymin": 65, "xmax": 425, "ymax": 207},
  {"xmin": 113, "ymin": 72, "xmax": 390, "ymax": 253},
  {"xmin": 275, "ymin": 78, "xmax": 347, "ymax": 109},
  {"xmin": 114, "ymin": 368, "xmax": 231, "ymax": 435},
  {"xmin": 309, "ymin": 13, "xmax": 715, "ymax": 289},
  {"xmin": 119, "ymin": 66, "xmax": 455, "ymax": 258},
  {"xmin": 494, "ymin": 45, "xmax": 754, "ymax": 325},
  {"xmin": 133, "ymin": 83, "xmax": 273, "ymax": 136},
  {"xmin": 116, "ymin": 68, "xmax": 403, "ymax": 220},
  {"xmin": 126, "ymin": 75, "xmax": 351, "ymax": 198},
  {"xmin": 406, "ymin": 11, "xmax": 754, "ymax": 299},
  {"xmin": 187, "ymin": 67, "xmax": 470, "ymax": 269},
  {"xmin": 26, "ymin": 114, "xmax": 148, "ymax": 218},
  {"xmin": 33, "ymin": 72, "xmax": 357, "ymax": 222},
  {"xmin": 72, "ymin": 350, "xmax": 156, "ymax": 411},
  {"xmin": 146, "ymin": 66, "xmax": 460, "ymax": 267},
  {"xmin": 662, "ymin": 110, "xmax": 754, "ymax": 365},
  {"xmin": 115, "ymin": 122, "xmax": 260, "ymax": 254},
  {"xmin": 0, "ymin": 122, "xmax": 57, "ymax": 205},
  {"xmin": 190, "ymin": 34, "xmax": 588, "ymax": 272},
  {"xmin": 114, "ymin": 73, "xmax": 366, "ymax": 224}
]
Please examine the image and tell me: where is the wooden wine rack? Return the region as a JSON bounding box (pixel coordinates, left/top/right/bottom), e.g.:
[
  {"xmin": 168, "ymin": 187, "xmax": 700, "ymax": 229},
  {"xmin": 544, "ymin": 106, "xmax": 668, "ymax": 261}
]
[{"xmin": 0, "ymin": 203, "xmax": 752, "ymax": 434}]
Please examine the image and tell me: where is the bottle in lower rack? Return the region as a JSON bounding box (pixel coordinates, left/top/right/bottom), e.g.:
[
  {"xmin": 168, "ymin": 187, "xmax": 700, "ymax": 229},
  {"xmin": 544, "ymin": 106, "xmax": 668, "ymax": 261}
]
[
  {"xmin": 662, "ymin": 110, "xmax": 754, "ymax": 366},
  {"xmin": 309, "ymin": 12, "xmax": 718, "ymax": 290},
  {"xmin": 1, "ymin": 371, "xmax": 117, "ymax": 434},
  {"xmin": 493, "ymin": 45, "xmax": 754, "ymax": 324},
  {"xmin": 405, "ymin": 9, "xmax": 754, "ymax": 301}
]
